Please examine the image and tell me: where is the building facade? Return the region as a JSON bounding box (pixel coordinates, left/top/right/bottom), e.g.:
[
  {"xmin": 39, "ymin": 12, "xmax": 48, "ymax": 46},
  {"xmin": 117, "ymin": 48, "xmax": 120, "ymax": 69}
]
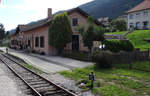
[
  {"xmin": 127, "ymin": 0, "xmax": 150, "ymax": 30},
  {"xmin": 10, "ymin": 7, "xmax": 101, "ymax": 55}
]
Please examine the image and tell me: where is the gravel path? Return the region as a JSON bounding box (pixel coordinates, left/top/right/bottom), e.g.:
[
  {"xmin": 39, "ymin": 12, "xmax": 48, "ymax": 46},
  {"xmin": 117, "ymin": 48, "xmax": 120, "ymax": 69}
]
[
  {"xmin": 41, "ymin": 73, "xmax": 96, "ymax": 96},
  {"xmin": 0, "ymin": 61, "xmax": 32, "ymax": 96}
]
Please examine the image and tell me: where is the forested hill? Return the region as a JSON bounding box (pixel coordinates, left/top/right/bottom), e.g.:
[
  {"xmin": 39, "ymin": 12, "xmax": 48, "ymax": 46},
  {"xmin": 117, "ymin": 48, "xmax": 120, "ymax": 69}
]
[{"xmin": 79, "ymin": 0, "xmax": 144, "ymax": 19}]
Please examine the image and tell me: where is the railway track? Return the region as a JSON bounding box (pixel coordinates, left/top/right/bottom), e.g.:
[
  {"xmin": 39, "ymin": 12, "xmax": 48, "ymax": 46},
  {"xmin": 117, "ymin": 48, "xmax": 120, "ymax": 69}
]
[{"xmin": 0, "ymin": 53, "xmax": 77, "ymax": 96}]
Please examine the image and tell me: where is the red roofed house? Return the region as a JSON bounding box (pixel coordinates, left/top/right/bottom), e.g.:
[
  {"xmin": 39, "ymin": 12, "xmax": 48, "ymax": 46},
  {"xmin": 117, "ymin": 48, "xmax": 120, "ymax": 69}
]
[
  {"xmin": 10, "ymin": 7, "xmax": 101, "ymax": 55},
  {"xmin": 127, "ymin": 0, "xmax": 150, "ymax": 29}
]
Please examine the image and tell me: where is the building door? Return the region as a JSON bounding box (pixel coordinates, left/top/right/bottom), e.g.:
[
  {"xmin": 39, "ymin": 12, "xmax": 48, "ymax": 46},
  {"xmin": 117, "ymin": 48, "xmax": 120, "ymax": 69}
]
[
  {"xmin": 72, "ymin": 35, "xmax": 79, "ymax": 51},
  {"xmin": 143, "ymin": 21, "xmax": 148, "ymax": 29}
]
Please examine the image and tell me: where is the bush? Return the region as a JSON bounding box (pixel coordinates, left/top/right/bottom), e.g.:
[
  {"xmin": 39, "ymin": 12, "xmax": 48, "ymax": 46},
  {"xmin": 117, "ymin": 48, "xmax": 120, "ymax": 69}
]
[
  {"xmin": 40, "ymin": 51, "xmax": 45, "ymax": 55},
  {"xmin": 111, "ymin": 19, "xmax": 127, "ymax": 31},
  {"xmin": 63, "ymin": 50, "xmax": 90, "ymax": 61},
  {"xmin": 31, "ymin": 50, "xmax": 36, "ymax": 53},
  {"xmin": 119, "ymin": 40, "xmax": 134, "ymax": 51},
  {"xmin": 92, "ymin": 51, "xmax": 113, "ymax": 68},
  {"xmin": 103, "ymin": 40, "xmax": 134, "ymax": 52}
]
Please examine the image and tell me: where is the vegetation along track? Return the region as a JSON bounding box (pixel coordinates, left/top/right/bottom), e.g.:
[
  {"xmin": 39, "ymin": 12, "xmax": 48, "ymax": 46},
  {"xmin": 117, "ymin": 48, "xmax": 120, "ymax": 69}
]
[{"xmin": 0, "ymin": 53, "xmax": 77, "ymax": 96}]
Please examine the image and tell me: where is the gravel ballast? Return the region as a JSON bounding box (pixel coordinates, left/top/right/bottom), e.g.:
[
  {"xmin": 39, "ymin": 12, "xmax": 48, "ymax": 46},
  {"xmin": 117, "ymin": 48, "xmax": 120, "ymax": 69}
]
[{"xmin": 0, "ymin": 61, "xmax": 32, "ymax": 96}]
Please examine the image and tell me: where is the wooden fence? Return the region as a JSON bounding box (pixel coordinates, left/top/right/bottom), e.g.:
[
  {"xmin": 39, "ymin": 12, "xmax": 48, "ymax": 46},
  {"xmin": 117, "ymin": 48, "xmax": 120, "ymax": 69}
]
[{"xmin": 110, "ymin": 50, "xmax": 150, "ymax": 64}]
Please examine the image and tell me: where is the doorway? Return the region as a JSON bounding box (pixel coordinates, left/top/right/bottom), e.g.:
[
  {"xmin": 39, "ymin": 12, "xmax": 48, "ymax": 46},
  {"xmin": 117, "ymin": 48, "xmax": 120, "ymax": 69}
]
[{"xmin": 72, "ymin": 35, "xmax": 79, "ymax": 51}]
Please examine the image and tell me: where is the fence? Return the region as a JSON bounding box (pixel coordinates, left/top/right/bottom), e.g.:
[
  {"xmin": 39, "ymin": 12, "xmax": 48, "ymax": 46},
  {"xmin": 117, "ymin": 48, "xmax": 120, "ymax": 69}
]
[
  {"xmin": 104, "ymin": 34, "xmax": 127, "ymax": 40},
  {"xmin": 112, "ymin": 50, "xmax": 149, "ymax": 64},
  {"xmin": 62, "ymin": 49, "xmax": 150, "ymax": 63}
]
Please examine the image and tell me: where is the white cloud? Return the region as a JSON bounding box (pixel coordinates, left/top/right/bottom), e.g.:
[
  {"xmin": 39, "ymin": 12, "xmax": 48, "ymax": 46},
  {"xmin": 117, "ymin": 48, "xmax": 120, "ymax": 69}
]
[
  {"xmin": 22, "ymin": 0, "xmax": 93, "ymax": 12},
  {"xmin": 0, "ymin": 0, "xmax": 93, "ymax": 30}
]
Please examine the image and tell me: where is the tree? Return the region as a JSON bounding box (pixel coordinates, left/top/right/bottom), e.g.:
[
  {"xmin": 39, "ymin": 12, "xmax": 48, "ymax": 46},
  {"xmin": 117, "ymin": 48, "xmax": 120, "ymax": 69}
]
[
  {"xmin": 79, "ymin": 16, "xmax": 105, "ymax": 56},
  {"xmin": 111, "ymin": 19, "xmax": 127, "ymax": 31},
  {"xmin": 5, "ymin": 31, "xmax": 9, "ymax": 37},
  {"xmin": 49, "ymin": 12, "xmax": 73, "ymax": 55},
  {"xmin": 0, "ymin": 23, "xmax": 5, "ymax": 40}
]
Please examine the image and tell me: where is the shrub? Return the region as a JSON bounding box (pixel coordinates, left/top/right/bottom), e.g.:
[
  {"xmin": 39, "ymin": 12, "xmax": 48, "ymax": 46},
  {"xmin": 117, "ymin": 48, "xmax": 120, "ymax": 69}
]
[
  {"xmin": 63, "ymin": 50, "xmax": 90, "ymax": 61},
  {"xmin": 111, "ymin": 19, "xmax": 127, "ymax": 31},
  {"xmin": 119, "ymin": 40, "xmax": 134, "ymax": 52},
  {"xmin": 103, "ymin": 40, "xmax": 134, "ymax": 52},
  {"xmin": 31, "ymin": 50, "xmax": 36, "ymax": 53},
  {"xmin": 92, "ymin": 51, "xmax": 113, "ymax": 68},
  {"xmin": 40, "ymin": 51, "xmax": 45, "ymax": 55}
]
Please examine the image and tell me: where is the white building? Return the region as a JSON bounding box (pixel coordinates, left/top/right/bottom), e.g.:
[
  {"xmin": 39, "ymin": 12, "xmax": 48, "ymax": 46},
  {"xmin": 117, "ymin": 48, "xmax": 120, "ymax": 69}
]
[{"xmin": 127, "ymin": 0, "xmax": 150, "ymax": 30}]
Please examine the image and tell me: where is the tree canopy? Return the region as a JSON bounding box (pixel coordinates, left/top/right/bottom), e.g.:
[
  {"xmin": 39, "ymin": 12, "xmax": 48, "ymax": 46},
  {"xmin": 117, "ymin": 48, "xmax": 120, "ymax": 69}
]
[
  {"xmin": 79, "ymin": 16, "xmax": 105, "ymax": 53},
  {"xmin": 48, "ymin": 12, "xmax": 73, "ymax": 53},
  {"xmin": 0, "ymin": 23, "xmax": 5, "ymax": 40},
  {"xmin": 111, "ymin": 19, "xmax": 127, "ymax": 31}
]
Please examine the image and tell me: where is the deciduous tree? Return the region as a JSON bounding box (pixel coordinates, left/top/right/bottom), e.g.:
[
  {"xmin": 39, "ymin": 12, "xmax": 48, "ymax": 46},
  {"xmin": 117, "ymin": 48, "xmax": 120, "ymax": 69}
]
[
  {"xmin": 111, "ymin": 19, "xmax": 127, "ymax": 31},
  {"xmin": 0, "ymin": 23, "xmax": 5, "ymax": 40},
  {"xmin": 49, "ymin": 12, "xmax": 73, "ymax": 55},
  {"xmin": 79, "ymin": 16, "xmax": 105, "ymax": 56}
]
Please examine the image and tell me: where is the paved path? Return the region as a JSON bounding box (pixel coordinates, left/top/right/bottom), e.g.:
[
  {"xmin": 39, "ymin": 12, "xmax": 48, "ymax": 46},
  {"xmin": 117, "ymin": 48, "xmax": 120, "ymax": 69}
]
[
  {"xmin": 0, "ymin": 62, "xmax": 23, "ymax": 96},
  {"xmin": 0, "ymin": 47, "xmax": 93, "ymax": 73}
]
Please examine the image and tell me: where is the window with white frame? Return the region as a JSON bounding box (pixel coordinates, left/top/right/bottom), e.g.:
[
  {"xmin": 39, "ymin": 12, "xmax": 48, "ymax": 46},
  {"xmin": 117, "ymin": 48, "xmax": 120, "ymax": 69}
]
[
  {"xmin": 143, "ymin": 11, "xmax": 148, "ymax": 16},
  {"xmin": 72, "ymin": 18, "xmax": 78, "ymax": 26},
  {"xmin": 136, "ymin": 13, "xmax": 141, "ymax": 18},
  {"xmin": 35, "ymin": 37, "xmax": 39, "ymax": 47},
  {"xmin": 136, "ymin": 22, "xmax": 140, "ymax": 29},
  {"xmin": 40, "ymin": 36, "xmax": 45, "ymax": 48},
  {"xmin": 129, "ymin": 14, "xmax": 134, "ymax": 19},
  {"xmin": 129, "ymin": 23, "xmax": 134, "ymax": 28}
]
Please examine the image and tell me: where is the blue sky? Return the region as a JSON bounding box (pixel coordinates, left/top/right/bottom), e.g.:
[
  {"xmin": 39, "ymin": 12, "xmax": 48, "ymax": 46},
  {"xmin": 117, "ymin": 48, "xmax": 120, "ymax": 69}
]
[{"xmin": 0, "ymin": 0, "xmax": 93, "ymax": 31}]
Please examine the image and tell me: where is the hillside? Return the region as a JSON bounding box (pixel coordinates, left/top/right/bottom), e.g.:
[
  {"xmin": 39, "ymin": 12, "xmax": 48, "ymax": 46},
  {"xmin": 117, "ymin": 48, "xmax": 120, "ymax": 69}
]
[
  {"xmin": 79, "ymin": 0, "xmax": 144, "ymax": 19},
  {"xmin": 127, "ymin": 30, "xmax": 150, "ymax": 51},
  {"xmin": 105, "ymin": 30, "xmax": 150, "ymax": 50}
]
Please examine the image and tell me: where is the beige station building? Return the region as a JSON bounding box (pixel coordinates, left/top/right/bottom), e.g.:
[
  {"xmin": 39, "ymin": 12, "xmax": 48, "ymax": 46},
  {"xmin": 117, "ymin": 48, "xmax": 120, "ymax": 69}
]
[{"xmin": 10, "ymin": 7, "xmax": 101, "ymax": 55}]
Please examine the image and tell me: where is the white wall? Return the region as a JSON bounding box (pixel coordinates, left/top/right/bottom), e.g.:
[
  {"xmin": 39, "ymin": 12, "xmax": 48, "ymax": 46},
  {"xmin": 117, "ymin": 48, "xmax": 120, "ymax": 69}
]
[{"xmin": 127, "ymin": 9, "xmax": 150, "ymax": 29}]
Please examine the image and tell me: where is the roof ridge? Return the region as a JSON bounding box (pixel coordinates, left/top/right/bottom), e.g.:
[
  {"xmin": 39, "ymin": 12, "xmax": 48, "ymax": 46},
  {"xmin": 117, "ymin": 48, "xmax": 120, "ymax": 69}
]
[{"xmin": 127, "ymin": 0, "xmax": 150, "ymax": 13}]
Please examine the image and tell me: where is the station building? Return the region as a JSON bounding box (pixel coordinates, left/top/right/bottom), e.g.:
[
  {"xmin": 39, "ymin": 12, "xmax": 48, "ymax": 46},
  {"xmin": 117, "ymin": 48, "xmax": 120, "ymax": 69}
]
[
  {"xmin": 10, "ymin": 7, "xmax": 101, "ymax": 55},
  {"xmin": 127, "ymin": 0, "xmax": 150, "ymax": 29}
]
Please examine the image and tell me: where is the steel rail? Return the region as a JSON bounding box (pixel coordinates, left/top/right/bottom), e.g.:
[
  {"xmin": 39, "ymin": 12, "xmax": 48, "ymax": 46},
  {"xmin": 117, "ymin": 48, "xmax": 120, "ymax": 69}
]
[
  {"xmin": 0, "ymin": 53, "xmax": 77, "ymax": 96},
  {"xmin": 0, "ymin": 55, "xmax": 42, "ymax": 96}
]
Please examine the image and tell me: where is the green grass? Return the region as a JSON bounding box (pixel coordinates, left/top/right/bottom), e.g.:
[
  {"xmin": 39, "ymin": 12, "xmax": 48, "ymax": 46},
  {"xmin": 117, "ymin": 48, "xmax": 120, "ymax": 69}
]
[
  {"xmin": 96, "ymin": 84, "xmax": 134, "ymax": 96},
  {"xmin": 127, "ymin": 30, "xmax": 150, "ymax": 51},
  {"xmin": 60, "ymin": 62, "xmax": 150, "ymax": 96},
  {"xmin": 132, "ymin": 61, "xmax": 150, "ymax": 71},
  {"xmin": 105, "ymin": 31, "xmax": 126, "ymax": 35},
  {"xmin": 23, "ymin": 63, "xmax": 44, "ymax": 74},
  {"xmin": 105, "ymin": 30, "xmax": 150, "ymax": 51}
]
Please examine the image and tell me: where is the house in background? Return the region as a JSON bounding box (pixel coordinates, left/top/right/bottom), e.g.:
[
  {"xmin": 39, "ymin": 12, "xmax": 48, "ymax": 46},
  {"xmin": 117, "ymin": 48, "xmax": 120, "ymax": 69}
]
[
  {"xmin": 127, "ymin": 0, "xmax": 150, "ymax": 30},
  {"xmin": 10, "ymin": 7, "xmax": 101, "ymax": 55}
]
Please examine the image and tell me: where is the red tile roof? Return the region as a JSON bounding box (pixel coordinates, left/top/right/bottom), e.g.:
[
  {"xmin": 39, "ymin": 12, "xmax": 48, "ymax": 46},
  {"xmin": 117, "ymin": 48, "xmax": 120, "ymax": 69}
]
[{"xmin": 127, "ymin": 0, "xmax": 150, "ymax": 13}]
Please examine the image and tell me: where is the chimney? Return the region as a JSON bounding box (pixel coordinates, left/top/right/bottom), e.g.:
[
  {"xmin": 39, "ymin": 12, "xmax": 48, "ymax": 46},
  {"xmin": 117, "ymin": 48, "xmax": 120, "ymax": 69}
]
[{"xmin": 48, "ymin": 8, "xmax": 52, "ymax": 19}]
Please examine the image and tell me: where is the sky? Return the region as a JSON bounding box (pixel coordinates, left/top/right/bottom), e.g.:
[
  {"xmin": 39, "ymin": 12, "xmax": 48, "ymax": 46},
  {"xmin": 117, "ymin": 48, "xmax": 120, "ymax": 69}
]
[{"xmin": 0, "ymin": 0, "xmax": 93, "ymax": 31}]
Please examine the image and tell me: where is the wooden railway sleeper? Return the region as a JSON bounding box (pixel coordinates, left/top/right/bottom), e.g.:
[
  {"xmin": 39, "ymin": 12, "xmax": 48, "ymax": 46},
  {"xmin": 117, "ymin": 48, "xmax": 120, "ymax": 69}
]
[
  {"xmin": 29, "ymin": 82, "xmax": 48, "ymax": 85},
  {"xmin": 33, "ymin": 84, "xmax": 50, "ymax": 88},
  {"xmin": 43, "ymin": 90, "xmax": 64, "ymax": 96}
]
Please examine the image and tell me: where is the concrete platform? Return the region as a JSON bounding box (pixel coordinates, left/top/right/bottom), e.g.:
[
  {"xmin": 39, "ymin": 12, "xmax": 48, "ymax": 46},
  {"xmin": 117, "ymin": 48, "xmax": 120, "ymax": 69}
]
[
  {"xmin": 0, "ymin": 47, "xmax": 93, "ymax": 73},
  {"xmin": 0, "ymin": 62, "xmax": 22, "ymax": 96}
]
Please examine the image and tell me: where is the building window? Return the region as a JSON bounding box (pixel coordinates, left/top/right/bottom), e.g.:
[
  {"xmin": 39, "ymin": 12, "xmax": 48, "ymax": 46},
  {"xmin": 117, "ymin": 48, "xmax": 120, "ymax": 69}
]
[
  {"xmin": 129, "ymin": 23, "xmax": 134, "ymax": 29},
  {"xmin": 129, "ymin": 14, "xmax": 134, "ymax": 19},
  {"xmin": 143, "ymin": 11, "xmax": 148, "ymax": 16},
  {"xmin": 143, "ymin": 21, "xmax": 148, "ymax": 29},
  {"xmin": 136, "ymin": 22, "xmax": 140, "ymax": 29},
  {"xmin": 136, "ymin": 13, "xmax": 141, "ymax": 18},
  {"xmin": 28, "ymin": 40, "xmax": 30, "ymax": 46},
  {"xmin": 72, "ymin": 18, "xmax": 78, "ymax": 26},
  {"xmin": 35, "ymin": 37, "xmax": 39, "ymax": 47},
  {"xmin": 40, "ymin": 36, "xmax": 45, "ymax": 48}
]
